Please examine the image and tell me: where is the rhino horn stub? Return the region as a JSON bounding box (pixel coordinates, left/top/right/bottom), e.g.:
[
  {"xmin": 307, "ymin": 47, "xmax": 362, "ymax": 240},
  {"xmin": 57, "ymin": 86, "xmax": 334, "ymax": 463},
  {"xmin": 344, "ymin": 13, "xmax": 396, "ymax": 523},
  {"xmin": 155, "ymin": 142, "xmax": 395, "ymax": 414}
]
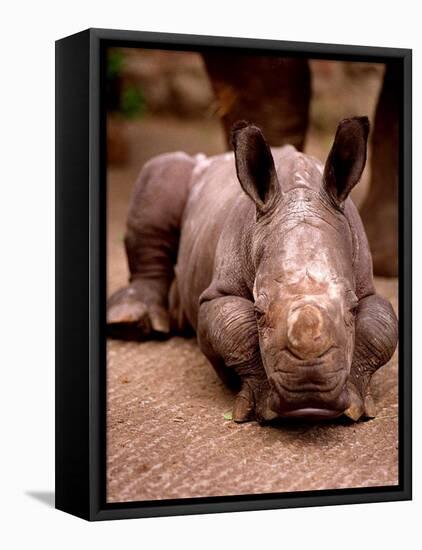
[{"xmin": 287, "ymin": 304, "xmax": 332, "ymax": 359}]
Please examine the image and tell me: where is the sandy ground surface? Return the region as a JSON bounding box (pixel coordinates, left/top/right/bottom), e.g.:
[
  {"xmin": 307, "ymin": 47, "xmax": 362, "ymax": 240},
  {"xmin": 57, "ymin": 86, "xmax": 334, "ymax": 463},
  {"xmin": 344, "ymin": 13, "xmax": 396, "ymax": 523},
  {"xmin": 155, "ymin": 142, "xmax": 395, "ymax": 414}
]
[{"xmin": 106, "ymin": 117, "xmax": 398, "ymax": 503}]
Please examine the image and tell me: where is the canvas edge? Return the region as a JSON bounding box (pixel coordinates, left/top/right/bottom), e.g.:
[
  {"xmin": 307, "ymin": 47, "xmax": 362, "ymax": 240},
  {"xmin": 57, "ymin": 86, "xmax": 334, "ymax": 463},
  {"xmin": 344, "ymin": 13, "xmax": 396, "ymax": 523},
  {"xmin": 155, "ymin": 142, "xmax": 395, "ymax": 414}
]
[{"xmin": 55, "ymin": 27, "xmax": 412, "ymax": 522}]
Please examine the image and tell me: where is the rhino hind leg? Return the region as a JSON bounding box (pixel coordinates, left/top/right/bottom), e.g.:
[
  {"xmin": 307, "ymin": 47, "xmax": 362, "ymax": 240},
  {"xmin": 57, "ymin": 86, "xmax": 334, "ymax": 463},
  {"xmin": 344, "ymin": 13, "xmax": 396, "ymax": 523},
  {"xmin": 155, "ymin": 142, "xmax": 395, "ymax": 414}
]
[
  {"xmin": 345, "ymin": 294, "xmax": 398, "ymax": 421},
  {"xmin": 107, "ymin": 152, "xmax": 196, "ymax": 340},
  {"xmin": 197, "ymin": 295, "xmax": 273, "ymax": 423}
]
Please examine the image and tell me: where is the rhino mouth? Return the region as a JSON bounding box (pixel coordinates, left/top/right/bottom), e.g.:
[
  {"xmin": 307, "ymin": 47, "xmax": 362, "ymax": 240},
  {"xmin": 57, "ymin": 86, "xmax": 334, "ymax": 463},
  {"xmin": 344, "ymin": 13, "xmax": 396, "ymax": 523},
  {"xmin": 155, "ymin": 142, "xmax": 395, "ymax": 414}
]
[
  {"xmin": 279, "ymin": 407, "xmax": 344, "ymax": 420},
  {"xmin": 267, "ymin": 367, "xmax": 350, "ymax": 419},
  {"xmin": 269, "ymin": 392, "xmax": 350, "ymax": 420}
]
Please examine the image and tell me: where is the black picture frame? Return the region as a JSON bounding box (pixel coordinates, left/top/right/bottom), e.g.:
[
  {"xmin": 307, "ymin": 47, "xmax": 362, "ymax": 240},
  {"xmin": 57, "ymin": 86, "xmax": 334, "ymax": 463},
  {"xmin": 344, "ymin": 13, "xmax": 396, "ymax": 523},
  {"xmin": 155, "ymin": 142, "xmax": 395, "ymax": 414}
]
[{"xmin": 55, "ymin": 28, "xmax": 412, "ymax": 521}]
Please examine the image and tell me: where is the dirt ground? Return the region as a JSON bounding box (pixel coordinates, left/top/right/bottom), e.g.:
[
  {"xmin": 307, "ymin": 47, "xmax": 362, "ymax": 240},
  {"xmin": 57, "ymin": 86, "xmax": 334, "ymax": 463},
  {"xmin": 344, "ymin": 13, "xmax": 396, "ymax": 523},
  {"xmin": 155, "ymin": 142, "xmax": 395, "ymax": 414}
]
[{"xmin": 106, "ymin": 117, "xmax": 398, "ymax": 503}]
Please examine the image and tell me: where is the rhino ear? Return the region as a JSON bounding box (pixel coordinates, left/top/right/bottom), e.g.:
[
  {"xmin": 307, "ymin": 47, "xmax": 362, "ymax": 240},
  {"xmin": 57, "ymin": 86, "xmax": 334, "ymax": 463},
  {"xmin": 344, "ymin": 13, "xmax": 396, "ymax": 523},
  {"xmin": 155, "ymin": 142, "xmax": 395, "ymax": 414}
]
[
  {"xmin": 231, "ymin": 121, "xmax": 280, "ymax": 212},
  {"xmin": 323, "ymin": 117, "xmax": 369, "ymax": 205}
]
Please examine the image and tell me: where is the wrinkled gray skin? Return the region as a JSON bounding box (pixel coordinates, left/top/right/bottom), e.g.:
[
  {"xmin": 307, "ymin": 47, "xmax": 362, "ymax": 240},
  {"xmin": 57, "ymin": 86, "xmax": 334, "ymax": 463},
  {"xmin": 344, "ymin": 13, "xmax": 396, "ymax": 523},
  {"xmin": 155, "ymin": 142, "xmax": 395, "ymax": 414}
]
[{"xmin": 108, "ymin": 117, "xmax": 398, "ymax": 423}]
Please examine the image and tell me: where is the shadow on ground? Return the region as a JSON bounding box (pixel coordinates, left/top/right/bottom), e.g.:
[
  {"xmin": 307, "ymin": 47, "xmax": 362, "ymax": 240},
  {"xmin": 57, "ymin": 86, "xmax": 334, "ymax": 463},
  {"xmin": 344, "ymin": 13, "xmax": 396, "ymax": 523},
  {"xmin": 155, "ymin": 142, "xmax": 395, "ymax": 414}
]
[{"xmin": 26, "ymin": 491, "xmax": 55, "ymax": 508}]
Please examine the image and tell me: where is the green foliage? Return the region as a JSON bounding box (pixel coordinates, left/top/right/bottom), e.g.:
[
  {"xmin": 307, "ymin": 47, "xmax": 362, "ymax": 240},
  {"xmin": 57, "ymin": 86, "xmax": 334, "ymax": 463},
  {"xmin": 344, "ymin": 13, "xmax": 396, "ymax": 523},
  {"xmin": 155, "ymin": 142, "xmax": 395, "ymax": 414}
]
[
  {"xmin": 120, "ymin": 85, "xmax": 146, "ymax": 119},
  {"xmin": 107, "ymin": 50, "xmax": 124, "ymax": 79},
  {"xmin": 107, "ymin": 49, "xmax": 146, "ymax": 119}
]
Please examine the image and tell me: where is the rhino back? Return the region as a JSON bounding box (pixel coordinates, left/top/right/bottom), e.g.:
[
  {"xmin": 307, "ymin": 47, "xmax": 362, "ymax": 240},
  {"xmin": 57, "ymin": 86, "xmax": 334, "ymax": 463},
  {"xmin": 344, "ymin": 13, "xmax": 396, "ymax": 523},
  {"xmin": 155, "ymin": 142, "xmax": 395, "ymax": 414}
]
[{"xmin": 175, "ymin": 153, "xmax": 247, "ymax": 328}]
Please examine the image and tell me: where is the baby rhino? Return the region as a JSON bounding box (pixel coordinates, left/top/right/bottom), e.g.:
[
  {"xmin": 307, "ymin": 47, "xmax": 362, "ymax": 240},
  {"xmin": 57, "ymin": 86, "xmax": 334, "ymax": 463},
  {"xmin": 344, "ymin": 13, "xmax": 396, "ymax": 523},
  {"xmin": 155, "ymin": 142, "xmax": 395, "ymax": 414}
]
[{"xmin": 108, "ymin": 117, "xmax": 398, "ymax": 423}]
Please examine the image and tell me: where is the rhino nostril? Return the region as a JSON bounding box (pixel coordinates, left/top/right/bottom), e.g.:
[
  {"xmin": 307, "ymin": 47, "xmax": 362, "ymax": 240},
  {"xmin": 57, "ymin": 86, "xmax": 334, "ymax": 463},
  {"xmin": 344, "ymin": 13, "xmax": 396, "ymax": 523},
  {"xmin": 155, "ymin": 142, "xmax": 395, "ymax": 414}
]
[{"xmin": 287, "ymin": 304, "xmax": 331, "ymax": 359}]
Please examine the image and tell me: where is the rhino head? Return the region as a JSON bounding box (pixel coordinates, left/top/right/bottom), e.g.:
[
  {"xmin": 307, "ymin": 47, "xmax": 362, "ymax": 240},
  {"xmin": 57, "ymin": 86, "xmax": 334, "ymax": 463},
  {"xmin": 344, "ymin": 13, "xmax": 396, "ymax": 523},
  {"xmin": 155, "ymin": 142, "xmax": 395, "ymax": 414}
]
[{"xmin": 232, "ymin": 117, "xmax": 370, "ymax": 420}]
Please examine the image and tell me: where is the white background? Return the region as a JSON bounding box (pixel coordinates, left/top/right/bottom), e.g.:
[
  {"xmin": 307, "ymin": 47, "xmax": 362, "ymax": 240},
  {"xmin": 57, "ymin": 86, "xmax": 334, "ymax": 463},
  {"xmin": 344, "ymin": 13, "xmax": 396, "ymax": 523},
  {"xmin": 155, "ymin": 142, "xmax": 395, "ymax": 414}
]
[{"xmin": 0, "ymin": 1, "xmax": 419, "ymax": 548}]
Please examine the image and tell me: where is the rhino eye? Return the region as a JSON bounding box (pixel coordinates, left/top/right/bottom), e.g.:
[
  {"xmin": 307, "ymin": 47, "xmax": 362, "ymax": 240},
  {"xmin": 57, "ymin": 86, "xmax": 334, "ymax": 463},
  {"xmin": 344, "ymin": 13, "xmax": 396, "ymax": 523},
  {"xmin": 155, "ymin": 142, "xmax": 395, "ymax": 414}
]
[
  {"xmin": 254, "ymin": 305, "xmax": 266, "ymax": 321},
  {"xmin": 350, "ymin": 302, "xmax": 358, "ymax": 315},
  {"xmin": 254, "ymin": 306, "xmax": 264, "ymax": 317},
  {"xmin": 347, "ymin": 291, "xmax": 359, "ymax": 314}
]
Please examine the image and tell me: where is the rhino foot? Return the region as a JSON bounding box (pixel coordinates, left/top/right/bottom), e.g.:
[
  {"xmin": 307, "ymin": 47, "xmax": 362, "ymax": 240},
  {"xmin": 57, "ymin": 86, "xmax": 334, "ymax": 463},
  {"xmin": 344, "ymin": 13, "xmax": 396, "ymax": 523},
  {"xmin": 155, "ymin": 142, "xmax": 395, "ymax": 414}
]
[
  {"xmin": 232, "ymin": 378, "xmax": 276, "ymax": 423},
  {"xmin": 344, "ymin": 379, "xmax": 376, "ymax": 422},
  {"xmin": 233, "ymin": 383, "xmax": 255, "ymax": 423},
  {"xmin": 107, "ymin": 282, "xmax": 170, "ymax": 340}
]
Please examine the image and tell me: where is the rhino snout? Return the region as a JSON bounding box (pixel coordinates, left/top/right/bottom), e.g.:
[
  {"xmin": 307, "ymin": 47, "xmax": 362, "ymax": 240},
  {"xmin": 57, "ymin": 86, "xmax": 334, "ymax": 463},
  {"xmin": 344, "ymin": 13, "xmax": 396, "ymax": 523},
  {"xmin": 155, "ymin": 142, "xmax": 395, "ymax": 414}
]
[{"xmin": 287, "ymin": 303, "xmax": 333, "ymax": 360}]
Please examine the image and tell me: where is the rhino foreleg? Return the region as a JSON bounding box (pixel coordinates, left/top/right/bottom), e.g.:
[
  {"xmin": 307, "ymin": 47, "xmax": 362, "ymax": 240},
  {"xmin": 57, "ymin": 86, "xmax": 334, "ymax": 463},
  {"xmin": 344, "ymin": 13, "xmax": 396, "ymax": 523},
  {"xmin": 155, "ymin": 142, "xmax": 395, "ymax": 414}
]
[
  {"xmin": 345, "ymin": 294, "xmax": 398, "ymax": 421},
  {"xmin": 197, "ymin": 296, "xmax": 272, "ymax": 422}
]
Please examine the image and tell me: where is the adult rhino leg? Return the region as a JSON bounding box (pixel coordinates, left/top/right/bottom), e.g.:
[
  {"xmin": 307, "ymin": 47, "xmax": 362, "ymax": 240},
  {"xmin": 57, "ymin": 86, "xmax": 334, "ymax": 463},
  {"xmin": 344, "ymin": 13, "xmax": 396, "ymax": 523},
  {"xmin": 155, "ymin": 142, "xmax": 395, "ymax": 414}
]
[
  {"xmin": 345, "ymin": 294, "xmax": 398, "ymax": 421},
  {"xmin": 203, "ymin": 53, "xmax": 310, "ymax": 150},
  {"xmin": 197, "ymin": 296, "xmax": 272, "ymax": 423},
  {"xmin": 360, "ymin": 62, "xmax": 400, "ymax": 276},
  {"xmin": 107, "ymin": 153, "xmax": 195, "ymax": 340}
]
